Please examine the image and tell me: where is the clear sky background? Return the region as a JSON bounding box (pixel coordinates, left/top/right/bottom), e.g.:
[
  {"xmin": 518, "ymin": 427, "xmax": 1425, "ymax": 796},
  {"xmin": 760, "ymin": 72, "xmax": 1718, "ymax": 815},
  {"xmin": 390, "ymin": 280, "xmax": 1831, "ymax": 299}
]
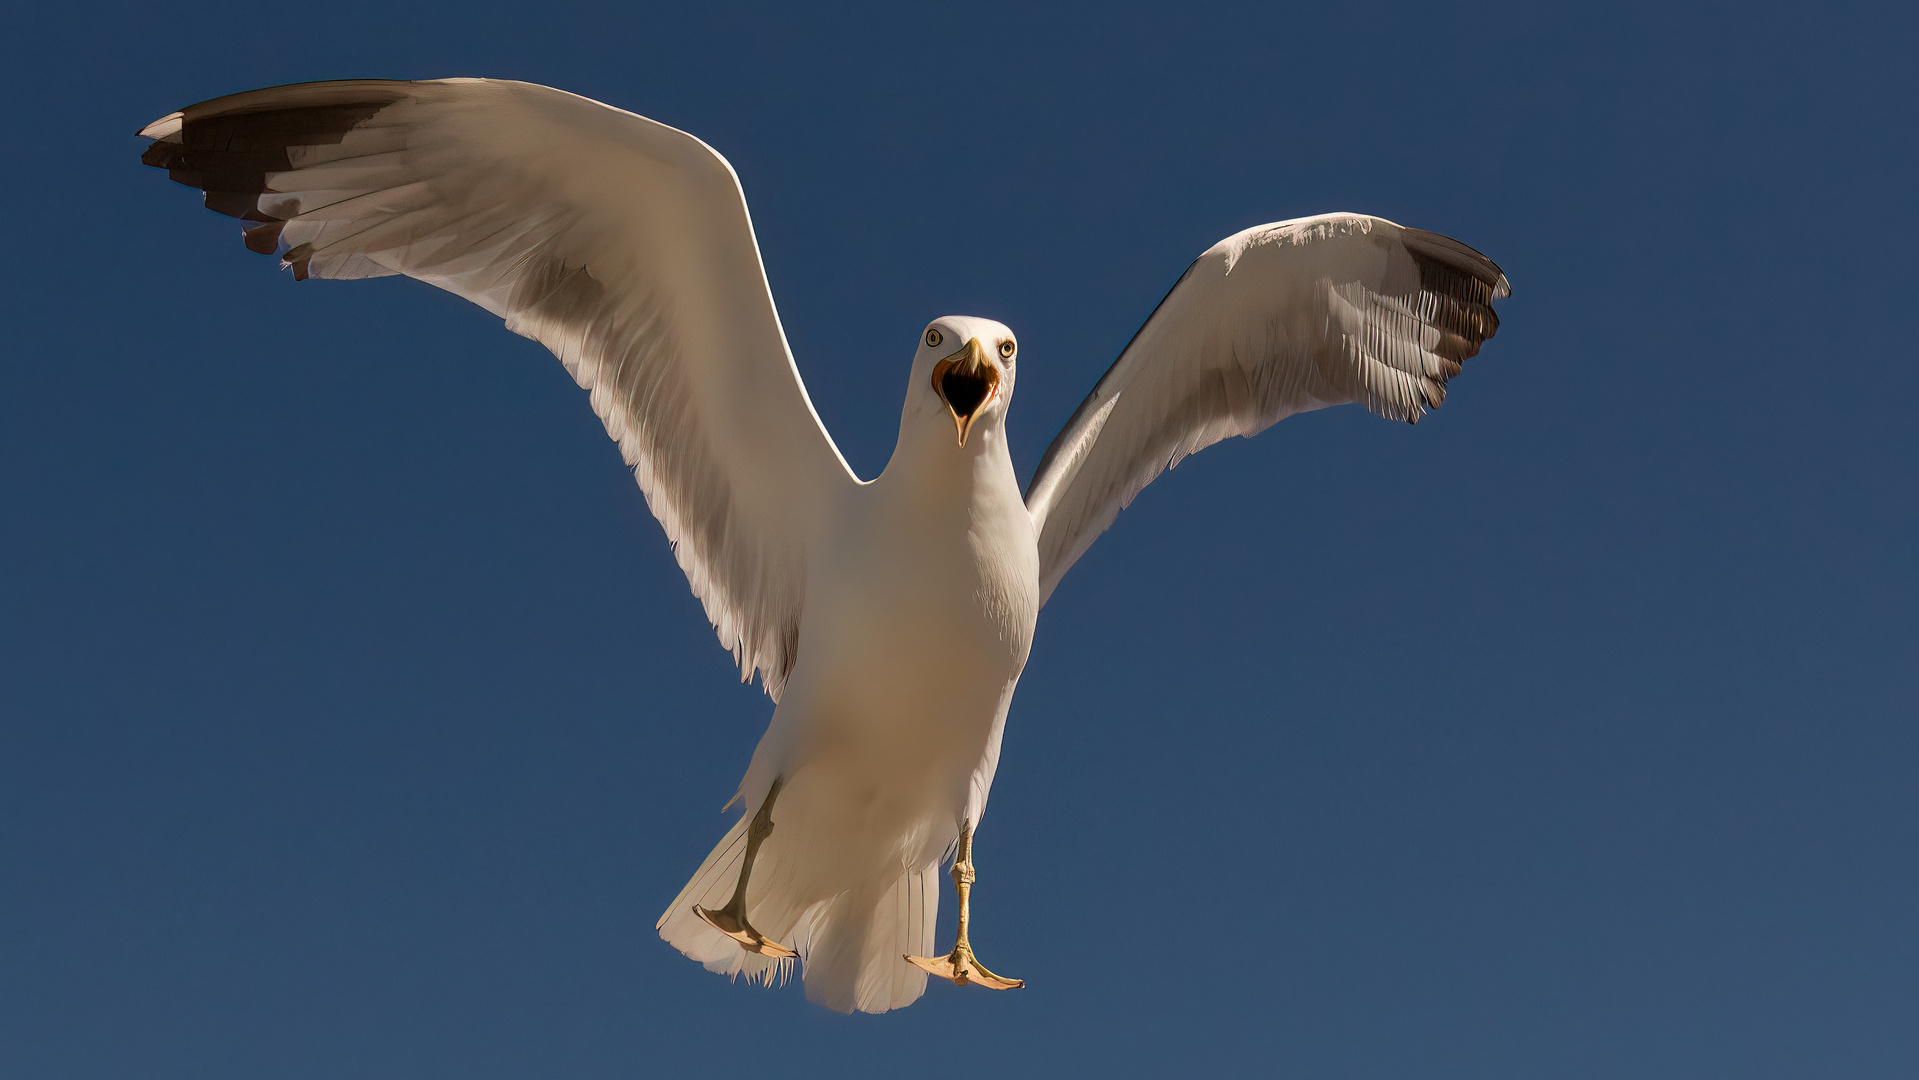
[{"xmin": 3, "ymin": 1, "xmax": 1915, "ymax": 1077}]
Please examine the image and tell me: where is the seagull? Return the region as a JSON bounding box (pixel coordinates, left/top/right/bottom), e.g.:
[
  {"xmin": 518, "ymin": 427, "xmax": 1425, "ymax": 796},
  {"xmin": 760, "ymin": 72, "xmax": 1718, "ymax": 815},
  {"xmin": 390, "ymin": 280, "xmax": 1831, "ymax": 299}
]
[{"xmin": 139, "ymin": 77, "xmax": 1510, "ymax": 1014}]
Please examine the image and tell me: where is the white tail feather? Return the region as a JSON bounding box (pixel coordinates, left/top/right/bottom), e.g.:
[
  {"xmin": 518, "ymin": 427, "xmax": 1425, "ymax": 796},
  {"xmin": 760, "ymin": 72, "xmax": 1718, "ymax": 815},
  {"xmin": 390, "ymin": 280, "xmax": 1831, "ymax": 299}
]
[
  {"xmin": 655, "ymin": 815, "xmax": 793, "ymax": 986},
  {"xmin": 657, "ymin": 816, "xmax": 941, "ymax": 1013}
]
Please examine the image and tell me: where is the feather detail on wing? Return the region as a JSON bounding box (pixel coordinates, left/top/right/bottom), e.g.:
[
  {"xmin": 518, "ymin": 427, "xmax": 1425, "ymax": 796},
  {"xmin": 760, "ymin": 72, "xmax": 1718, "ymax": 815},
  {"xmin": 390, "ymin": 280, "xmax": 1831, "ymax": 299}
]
[
  {"xmin": 1024, "ymin": 213, "xmax": 1509, "ymax": 606},
  {"xmin": 139, "ymin": 79, "xmax": 859, "ymax": 699}
]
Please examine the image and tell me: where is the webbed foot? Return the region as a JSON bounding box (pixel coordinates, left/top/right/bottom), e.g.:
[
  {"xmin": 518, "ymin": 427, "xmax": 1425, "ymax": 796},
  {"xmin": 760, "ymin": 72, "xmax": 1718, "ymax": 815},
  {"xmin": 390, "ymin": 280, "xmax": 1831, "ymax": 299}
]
[
  {"xmin": 905, "ymin": 941, "xmax": 1022, "ymax": 989},
  {"xmin": 903, "ymin": 822, "xmax": 1023, "ymax": 990},
  {"xmin": 693, "ymin": 778, "xmax": 795, "ymax": 959},
  {"xmin": 694, "ymin": 902, "xmax": 798, "ymax": 958}
]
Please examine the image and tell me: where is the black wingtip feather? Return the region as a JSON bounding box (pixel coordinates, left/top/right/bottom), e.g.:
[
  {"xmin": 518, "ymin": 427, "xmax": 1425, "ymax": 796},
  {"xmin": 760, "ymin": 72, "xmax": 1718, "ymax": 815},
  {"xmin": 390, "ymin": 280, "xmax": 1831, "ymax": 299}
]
[{"xmin": 138, "ymin": 82, "xmax": 419, "ymax": 264}]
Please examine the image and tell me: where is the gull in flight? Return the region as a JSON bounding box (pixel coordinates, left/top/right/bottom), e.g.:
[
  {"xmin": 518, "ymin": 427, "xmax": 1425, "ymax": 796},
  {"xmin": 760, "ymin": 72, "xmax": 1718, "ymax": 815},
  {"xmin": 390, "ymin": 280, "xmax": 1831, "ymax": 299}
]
[{"xmin": 139, "ymin": 78, "xmax": 1510, "ymax": 1014}]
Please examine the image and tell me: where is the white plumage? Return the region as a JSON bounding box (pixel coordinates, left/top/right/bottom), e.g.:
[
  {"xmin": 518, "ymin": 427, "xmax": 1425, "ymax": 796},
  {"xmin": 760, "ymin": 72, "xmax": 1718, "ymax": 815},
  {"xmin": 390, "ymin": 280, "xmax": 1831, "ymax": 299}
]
[{"xmin": 140, "ymin": 78, "xmax": 1509, "ymax": 1014}]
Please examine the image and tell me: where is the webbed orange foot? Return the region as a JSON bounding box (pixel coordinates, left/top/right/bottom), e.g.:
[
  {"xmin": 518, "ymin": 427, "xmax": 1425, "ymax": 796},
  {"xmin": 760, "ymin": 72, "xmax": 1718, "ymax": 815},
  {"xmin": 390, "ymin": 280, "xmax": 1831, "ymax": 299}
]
[
  {"xmin": 905, "ymin": 941, "xmax": 1022, "ymax": 989},
  {"xmin": 903, "ymin": 821, "xmax": 1023, "ymax": 991},
  {"xmin": 694, "ymin": 902, "xmax": 797, "ymax": 959},
  {"xmin": 694, "ymin": 778, "xmax": 795, "ymax": 958}
]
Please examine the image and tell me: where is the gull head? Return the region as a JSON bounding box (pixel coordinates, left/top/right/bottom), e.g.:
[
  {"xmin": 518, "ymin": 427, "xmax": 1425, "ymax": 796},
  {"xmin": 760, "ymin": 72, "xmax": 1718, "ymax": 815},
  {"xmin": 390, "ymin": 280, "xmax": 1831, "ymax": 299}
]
[{"xmin": 913, "ymin": 315, "xmax": 1017, "ymax": 448}]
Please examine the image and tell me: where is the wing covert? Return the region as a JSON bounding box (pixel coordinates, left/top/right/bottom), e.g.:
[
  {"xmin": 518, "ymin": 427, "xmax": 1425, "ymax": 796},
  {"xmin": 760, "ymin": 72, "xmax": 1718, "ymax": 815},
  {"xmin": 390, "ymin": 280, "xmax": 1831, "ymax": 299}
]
[
  {"xmin": 1024, "ymin": 213, "xmax": 1509, "ymax": 606},
  {"xmin": 140, "ymin": 78, "xmax": 859, "ymax": 699}
]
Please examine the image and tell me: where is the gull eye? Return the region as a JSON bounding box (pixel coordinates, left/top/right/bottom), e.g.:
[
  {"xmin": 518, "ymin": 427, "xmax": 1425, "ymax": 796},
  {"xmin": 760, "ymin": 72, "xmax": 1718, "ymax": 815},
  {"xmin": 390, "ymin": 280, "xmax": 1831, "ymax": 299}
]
[
  {"xmin": 925, "ymin": 328, "xmax": 943, "ymax": 348},
  {"xmin": 998, "ymin": 340, "xmax": 1016, "ymax": 359}
]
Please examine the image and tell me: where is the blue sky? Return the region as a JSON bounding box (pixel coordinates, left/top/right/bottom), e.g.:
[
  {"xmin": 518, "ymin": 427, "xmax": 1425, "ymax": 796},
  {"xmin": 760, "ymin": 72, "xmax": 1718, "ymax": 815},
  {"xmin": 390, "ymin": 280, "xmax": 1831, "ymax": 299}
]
[{"xmin": 3, "ymin": 1, "xmax": 1915, "ymax": 1076}]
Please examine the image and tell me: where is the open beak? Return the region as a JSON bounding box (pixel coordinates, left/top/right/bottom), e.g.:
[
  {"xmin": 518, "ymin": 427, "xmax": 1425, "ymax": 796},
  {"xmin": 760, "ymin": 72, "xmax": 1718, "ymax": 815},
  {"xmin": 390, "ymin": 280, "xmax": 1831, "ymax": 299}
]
[{"xmin": 931, "ymin": 337, "xmax": 1002, "ymax": 447}]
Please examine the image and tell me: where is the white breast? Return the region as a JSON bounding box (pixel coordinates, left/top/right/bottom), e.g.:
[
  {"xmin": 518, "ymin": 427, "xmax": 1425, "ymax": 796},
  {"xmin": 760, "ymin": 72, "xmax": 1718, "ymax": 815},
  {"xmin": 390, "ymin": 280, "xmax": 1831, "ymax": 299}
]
[{"xmin": 796, "ymin": 427, "xmax": 1039, "ymax": 776}]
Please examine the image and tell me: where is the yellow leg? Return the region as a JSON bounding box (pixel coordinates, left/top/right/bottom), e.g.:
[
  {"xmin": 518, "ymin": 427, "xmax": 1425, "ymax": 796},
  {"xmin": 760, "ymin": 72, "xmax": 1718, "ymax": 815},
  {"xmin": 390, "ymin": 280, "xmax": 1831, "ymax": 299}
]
[
  {"xmin": 693, "ymin": 779, "xmax": 797, "ymax": 958},
  {"xmin": 904, "ymin": 822, "xmax": 1023, "ymax": 990}
]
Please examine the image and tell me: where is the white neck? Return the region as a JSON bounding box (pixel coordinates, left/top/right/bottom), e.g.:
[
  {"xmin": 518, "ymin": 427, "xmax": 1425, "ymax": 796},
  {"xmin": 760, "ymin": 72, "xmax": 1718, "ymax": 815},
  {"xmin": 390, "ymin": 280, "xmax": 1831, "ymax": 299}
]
[{"xmin": 881, "ymin": 399, "xmax": 1016, "ymax": 497}]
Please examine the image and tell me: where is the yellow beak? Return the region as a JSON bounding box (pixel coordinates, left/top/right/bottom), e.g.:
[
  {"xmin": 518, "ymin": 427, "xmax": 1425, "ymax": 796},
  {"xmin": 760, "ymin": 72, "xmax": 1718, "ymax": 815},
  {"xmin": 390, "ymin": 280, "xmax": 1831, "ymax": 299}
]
[{"xmin": 931, "ymin": 337, "xmax": 1002, "ymax": 447}]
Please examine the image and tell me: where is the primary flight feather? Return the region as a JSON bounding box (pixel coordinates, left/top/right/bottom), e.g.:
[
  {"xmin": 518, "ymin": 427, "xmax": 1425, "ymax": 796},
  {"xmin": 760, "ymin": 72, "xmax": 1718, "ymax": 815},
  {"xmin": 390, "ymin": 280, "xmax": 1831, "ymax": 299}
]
[{"xmin": 139, "ymin": 77, "xmax": 1509, "ymax": 1014}]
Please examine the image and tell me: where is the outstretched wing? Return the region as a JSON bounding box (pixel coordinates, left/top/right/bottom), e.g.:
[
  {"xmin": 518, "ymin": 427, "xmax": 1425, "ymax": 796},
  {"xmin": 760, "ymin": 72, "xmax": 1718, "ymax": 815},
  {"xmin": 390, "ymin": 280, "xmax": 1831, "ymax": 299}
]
[
  {"xmin": 1025, "ymin": 213, "xmax": 1509, "ymax": 605},
  {"xmin": 140, "ymin": 78, "xmax": 860, "ymax": 700}
]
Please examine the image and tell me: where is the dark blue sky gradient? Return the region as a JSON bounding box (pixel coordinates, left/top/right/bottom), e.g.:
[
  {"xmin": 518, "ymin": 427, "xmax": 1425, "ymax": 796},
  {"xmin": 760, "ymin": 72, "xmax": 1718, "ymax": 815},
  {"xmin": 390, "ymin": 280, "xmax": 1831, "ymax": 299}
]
[{"xmin": 4, "ymin": 2, "xmax": 1916, "ymax": 1077}]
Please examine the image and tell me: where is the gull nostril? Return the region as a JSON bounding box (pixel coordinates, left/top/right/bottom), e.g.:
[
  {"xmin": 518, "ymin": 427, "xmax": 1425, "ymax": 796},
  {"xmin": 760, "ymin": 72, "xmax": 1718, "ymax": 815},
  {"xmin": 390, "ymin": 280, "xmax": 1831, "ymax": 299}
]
[{"xmin": 941, "ymin": 371, "xmax": 990, "ymax": 417}]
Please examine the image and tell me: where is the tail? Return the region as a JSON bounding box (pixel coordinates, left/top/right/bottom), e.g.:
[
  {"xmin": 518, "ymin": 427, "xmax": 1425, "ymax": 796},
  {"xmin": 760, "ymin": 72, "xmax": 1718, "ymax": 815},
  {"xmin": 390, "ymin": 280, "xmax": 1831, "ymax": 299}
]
[
  {"xmin": 656, "ymin": 814, "xmax": 789, "ymax": 985},
  {"xmin": 656, "ymin": 818, "xmax": 942, "ymax": 1014},
  {"xmin": 800, "ymin": 863, "xmax": 941, "ymax": 1014}
]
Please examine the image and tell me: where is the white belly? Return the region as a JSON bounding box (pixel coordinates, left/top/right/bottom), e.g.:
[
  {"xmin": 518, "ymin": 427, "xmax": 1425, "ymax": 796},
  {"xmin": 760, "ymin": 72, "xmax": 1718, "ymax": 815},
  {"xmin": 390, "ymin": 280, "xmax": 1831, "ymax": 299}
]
[{"xmin": 736, "ymin": 445, "xmax": 1039, "ymax": 895}]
